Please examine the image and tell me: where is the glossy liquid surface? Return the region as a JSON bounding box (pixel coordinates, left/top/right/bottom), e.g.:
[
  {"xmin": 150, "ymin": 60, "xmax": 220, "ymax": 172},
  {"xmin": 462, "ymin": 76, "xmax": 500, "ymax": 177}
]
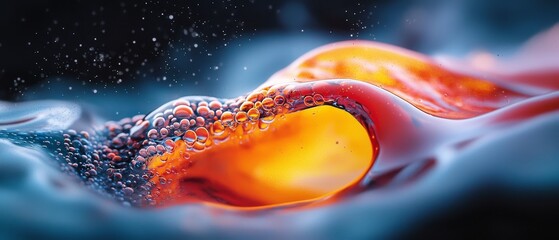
[{"xmin": 2, "ymin": 40, "xmax": 558, "ymax": 210}]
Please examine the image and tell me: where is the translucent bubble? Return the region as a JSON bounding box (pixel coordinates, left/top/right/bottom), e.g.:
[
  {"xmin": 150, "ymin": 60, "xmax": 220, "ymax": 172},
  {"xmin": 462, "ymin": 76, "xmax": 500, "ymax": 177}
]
[
  {"xmin": 254, "ymin": 101, "xmax": 263, "ymax": 110},
  {"xmin": 179, "ymin": 119, "xmax": 190, "ymax": 130},
  {"xmin": 260, "ymin": 114, "xmax": 275, "ymax": 124},
  {"xmin": 183, "ymin": 130, "xmax": 197, "ymax": 145},
  {"xmin": 195, "ymin": 127, "xmax": 209, "ymax": 143},
  {"xmin": 80, "ymin": 131, "xmax": 90, "ymax": 139},
  {"xmin": 172, "ymin": 99, "xmax": 191, "ymax": 107},
  {"xmin": 304, "ymin": 95, "xmax": 315, "ymax": 107},
  {"xmin": 247, "ymin": 108, "xmax": 260, "ymax": 120},
  {"xmin": 247, "ymin": 92, "xmax": 264, "ymax": 102},
  {"xmin": 313, "ymin": 94, "xmax": 325, "ymax": 105},
  {"xmin": 111, "ymin": 137, "xmax": 124, "ymax": 148},
  {"xmin": 235, "ymin": 111, "xmax": 248, "ymax": 122},
  {"xmin": 152, "ymin": 117, "xmax": 166, "ymax": 128},
  {"xmin": 173, "ymin": 105, "xmax": 194, "ymax": 118},
  {"xmin": 197, "ymin": 106, "xmax": 210, "ymax": 116},
  {"xmin": 240, "ymin": 101, "xmax": 254, "ymax": 112},
  {"xmin": 123, "ymin": 187, "xmax": 134, "ymax": 195},
  {"xmin": 156, "ymin": 144, "xmax": 166, "ymax": 152},
  {"xmin": 274, "ymin": 95, "xmax": 286, "ymax": 105},
  {"xmin": 195, "ymin": 116, "xmax": 205, "ymax": 126},
  {"xmin": 258, "ymin": 120, "xmax": 270, "ymax": 130},
  {"xmin": 164, "ymin": 139, "xmax": 176, "ymax": 149},
  {"xmin": 139, "ymin": 149, "xmax": 148, "ymax": 157},
  {"xmin": 163, "ymin": 109, "xmax": 173, "ymax": 117},
  {"xmin": 147, "ymin": 145, "xmax": 157, "ymax": 155},
  {"xmin": 159, "ymin": 128, "xmax": 169, "ymax": 137},
  {"xmin": 209, "ymin": 100, "xmax": 222, "ymax": 110},
  {"xmin": 262, "ymin": 97, "xmax": 275, "ymax": 110},
  {"xmin": 221, "ymin": 111, "xmax": 234, "ymax": 125},
  {"xmin": 147, "ymin": 129, "xmax": 159, "ymax": 139},
  {"xmin": 215, "ymin": 109, "xmax": 223, "ymax": 117},
  {"xmin": 211, "ymin": 120, "xmax": 226, "ymax": 135}
]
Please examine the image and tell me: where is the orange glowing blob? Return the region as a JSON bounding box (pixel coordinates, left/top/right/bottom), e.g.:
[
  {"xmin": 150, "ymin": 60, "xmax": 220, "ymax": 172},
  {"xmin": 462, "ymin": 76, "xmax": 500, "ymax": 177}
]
[{"xmin": 149, "ymin": 106, "xmax": 372, "ymax": 207}]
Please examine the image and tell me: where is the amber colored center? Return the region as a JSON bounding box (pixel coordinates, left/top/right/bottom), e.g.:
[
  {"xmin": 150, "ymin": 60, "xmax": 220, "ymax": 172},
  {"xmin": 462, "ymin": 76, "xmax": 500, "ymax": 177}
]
[{"xmin": 149, "ymin": 106, "xmax": 373, "ymax": 208}]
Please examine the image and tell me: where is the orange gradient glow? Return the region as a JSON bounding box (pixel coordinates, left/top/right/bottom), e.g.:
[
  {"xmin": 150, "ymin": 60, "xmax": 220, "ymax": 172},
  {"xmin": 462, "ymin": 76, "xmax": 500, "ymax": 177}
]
[
  {"xmin": 265, "ymin": 41, "xmax": 525, "ymax": 118},
  {"xmin": 149, "ymin": 106, "xmax": 372, "ymax": 207}
]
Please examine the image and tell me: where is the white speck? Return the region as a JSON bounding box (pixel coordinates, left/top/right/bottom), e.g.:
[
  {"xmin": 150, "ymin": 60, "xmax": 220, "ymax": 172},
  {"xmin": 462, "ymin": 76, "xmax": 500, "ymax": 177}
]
[
  {"xmin": 301, "ymin": 29, "xmax": 304, "ymax": 32},
  {"xmin": 152, "ymin": 37, "xmax": 157, "ymax": 42},
  {"xmin": 93, "ymin": 89, "xmax": 98, "ymax": 94},
  {"xmin": 243, "ymin": 66, "xmax": 247, "ymax": 70},
  {"xmin": 193, "ymin": 43, "xmax": 198, "ymax": 48},
  {"xmin": 68, "ymin": 86, "xmax": 73, "ymax": 90},
  {"xmin": 168, "ymin": 15, "xmax": 174, "ymax": 20}
]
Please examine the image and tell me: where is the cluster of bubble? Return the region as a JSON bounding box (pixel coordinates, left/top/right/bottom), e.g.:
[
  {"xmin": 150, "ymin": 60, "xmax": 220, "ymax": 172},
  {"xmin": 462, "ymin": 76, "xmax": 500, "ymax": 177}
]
[
  {"xmin": 54, "ymin": 82, "xmax": 330, "ymax": 207},
  {"xmin": 133, "ymin": 84, "xmax": 328, "ymax": 158},
  {"xmin": 55, "ymin": 115, "xmax": 155, "ymax": 207}
]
